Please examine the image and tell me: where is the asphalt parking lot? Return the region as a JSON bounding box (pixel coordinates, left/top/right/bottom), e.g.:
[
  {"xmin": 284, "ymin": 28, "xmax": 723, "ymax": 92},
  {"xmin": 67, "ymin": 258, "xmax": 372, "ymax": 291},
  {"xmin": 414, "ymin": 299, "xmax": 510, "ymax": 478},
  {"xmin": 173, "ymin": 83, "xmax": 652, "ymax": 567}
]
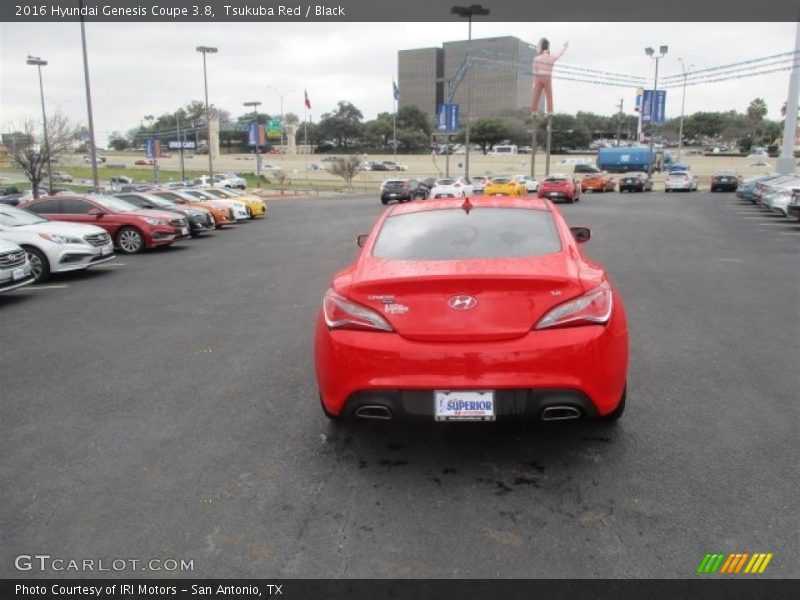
[{"xmin": 2, "ymin": 191, "xmax": 798, "ymax": 578}]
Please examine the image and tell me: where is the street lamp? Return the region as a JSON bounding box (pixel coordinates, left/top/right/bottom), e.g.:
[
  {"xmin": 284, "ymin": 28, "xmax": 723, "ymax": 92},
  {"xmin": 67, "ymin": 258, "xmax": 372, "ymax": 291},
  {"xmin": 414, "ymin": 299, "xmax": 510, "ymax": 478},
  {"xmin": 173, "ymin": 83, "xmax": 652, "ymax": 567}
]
[
  {"xmin": 267, "ymin": 86, "xmax": 296, "ymax": 150},
  {"xmin": 644, "ymin": 45, "xmax": 668, "ymax": 176},
  {"xmin": 244, "ymin": 100, "xmax": 262, "ymax": 181},
  {"xmin": 451, "ymin": 3, "xmax": 490, "ymax": 180},
  {"xmin": 677, "ymin": 58, "xmax": 694, "ymax": 163},
  {"xmin": 26, "ymin": 55, "xmax": 53, "ymax": 196},
  {"xmin": 143, "ymin": 115, "xmax": 157, "ymax": 183},
  {"xmin": 196, "ymin": 45, "xmax": 218, "ymax": 186}
]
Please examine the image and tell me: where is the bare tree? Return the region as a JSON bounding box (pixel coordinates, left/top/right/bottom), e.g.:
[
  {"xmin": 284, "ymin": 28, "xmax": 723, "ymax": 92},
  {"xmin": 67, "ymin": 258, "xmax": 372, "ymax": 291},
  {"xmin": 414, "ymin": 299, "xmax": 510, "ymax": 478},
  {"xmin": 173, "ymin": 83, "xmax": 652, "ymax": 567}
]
[
  {"xmin": 324, "ymin": 155, "xmax": 363, "ymax": 191},
  {"xmin": 9, "ymin": 113, "xmax": 81, "ymax": 198},
  {"xmin": 272, "ymin": 169, "xmax": 291, "ymax": 195}
]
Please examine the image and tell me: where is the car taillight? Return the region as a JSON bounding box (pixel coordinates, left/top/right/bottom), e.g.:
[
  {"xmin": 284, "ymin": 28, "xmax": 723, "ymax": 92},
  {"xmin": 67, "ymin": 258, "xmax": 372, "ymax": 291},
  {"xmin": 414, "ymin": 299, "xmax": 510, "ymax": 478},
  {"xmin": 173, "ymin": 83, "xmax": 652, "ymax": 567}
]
[
  {"xmin": 402, "ymin": 183, "xmax": 409, "ymax": 189},
  {"xmin": 323, "ymin": 290, "xmax": 394, "ymax": 332},
  {"xmin": 534, "ymin": 282, "xmax": 613, "ymax": 330},
  {"xmin": 454, "ymin": 182, "xmax": 461, "ymax": 187}
]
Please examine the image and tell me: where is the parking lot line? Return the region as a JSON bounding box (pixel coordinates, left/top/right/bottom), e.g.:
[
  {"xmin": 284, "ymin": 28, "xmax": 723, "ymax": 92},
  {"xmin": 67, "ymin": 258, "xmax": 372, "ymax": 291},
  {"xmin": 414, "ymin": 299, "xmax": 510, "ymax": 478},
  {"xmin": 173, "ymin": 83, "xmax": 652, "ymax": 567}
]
[
  {"xmin": 778, "ymin": 231, "xmax": 800, "ymax": 236},
  {"xmin": 755, "ymin": 221, "xmax": 794, "ymax": 225},
  {"xmin": 28, "ymin": 285, "xmax": 70, "ymax": 290},
  {"xmin": 91, "ymin": 262, "xmax": 126, "ymax": 267}
]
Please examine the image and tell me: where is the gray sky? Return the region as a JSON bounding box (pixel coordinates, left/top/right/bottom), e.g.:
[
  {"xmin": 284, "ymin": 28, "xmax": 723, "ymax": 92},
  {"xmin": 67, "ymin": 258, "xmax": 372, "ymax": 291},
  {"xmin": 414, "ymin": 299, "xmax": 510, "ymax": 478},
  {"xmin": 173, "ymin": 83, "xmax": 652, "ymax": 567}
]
[{"xmin": 1, "ymin": 21, "xmax": 796, "ymax": 145}]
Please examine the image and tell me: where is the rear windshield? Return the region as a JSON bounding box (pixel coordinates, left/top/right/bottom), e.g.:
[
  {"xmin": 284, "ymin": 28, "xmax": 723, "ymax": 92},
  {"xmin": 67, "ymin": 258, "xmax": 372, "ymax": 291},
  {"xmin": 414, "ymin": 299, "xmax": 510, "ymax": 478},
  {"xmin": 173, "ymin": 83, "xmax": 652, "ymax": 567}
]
[
  {"xmin": 490, "ymin": 177, "xmax": 511, "ymax": 184},
  {"xmin": 372, "ymin": 207, "xmax": 561, "ymax": 260}
]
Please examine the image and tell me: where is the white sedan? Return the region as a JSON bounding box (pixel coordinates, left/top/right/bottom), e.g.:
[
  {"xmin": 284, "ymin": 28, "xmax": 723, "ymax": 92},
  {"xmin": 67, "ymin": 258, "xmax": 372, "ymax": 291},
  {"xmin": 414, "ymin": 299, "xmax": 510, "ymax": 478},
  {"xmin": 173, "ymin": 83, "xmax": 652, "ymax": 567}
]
[
  {"xmin": 428, "ymin": 177, "xmax": 473, "ymax": 198},
  {"xmin": 514, "ymin": 174, "xmax": 539, "ymax": 192},
  {"xmin": 664, "ymin": 171, "xmax": 698, "ymax": 192},
  {"xmin": 0, "ymin": 204, "xmax": 115, "ymax": 282}
]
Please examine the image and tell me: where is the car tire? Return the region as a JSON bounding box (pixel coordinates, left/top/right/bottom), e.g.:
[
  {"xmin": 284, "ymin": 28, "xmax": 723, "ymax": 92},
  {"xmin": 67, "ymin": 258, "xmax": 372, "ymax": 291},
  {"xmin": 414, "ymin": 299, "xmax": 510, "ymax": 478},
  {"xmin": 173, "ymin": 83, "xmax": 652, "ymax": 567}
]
[
  {"xmin": 116, "ymin": 226, "xmax": 145, "ymax": 254},
  {"xmin": 599, "ymin": 385, "xmax": 626, "ymax": 421},
  {"xmin": 381, "ymin": 198, "xmax": 388, "ymax": 205},
  {"xmin": 22, "ymin": 245, "xmax": 50, "ymax": 283}
]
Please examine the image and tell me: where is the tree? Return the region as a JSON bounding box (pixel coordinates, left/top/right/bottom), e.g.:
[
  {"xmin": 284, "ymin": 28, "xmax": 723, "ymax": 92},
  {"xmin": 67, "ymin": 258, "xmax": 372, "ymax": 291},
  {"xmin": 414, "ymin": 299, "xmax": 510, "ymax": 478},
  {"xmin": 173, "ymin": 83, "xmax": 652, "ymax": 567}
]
[
  {"xmin": 747, "ymin": 98, "xmax": 768, "ymax": 142},
  {"xmin": 316, "ymin": 101, "xmax": 364, "ymax": 149},
  {"xmin": 9, "ymin": 113, "xmax": 80, "ymax": 198},
  {"xmin": 470, "ymin": 118, "xmax": 508, "ymax": 154},
  {"xmin": 108, "ymin": 131, "xmax": 129, "ymax": 151},
  {"xmin": 363, "ymin": 113, "xmax": 394, "ymax": 151},
  {"xmin": 284, "ymin": 112, "xmax": 300, "ymax": 126},
  {"xmin": 397, "ymin": 105, "xmax": 431, "ymax": 137},
  {"xmin": 324, "ymin": 155, "xmax": 362, "ymax": 190}
]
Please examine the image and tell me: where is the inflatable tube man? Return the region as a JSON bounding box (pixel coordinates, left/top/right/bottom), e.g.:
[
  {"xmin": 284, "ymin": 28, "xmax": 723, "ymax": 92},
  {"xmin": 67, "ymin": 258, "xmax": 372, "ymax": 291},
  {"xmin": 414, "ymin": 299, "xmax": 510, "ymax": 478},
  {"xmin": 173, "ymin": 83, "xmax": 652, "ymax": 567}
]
[{"xmin": 531, "ymin": 38, "xmax": 568, "ymax": 117}]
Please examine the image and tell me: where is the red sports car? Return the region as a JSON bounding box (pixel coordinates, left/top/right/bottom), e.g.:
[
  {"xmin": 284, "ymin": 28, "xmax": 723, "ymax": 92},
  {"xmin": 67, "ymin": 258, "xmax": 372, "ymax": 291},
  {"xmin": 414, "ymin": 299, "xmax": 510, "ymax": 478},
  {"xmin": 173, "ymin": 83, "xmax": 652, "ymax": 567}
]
[
  {"xmin": 315, "ymin": 196, "xmax": 628, "ymax": 423},
  {"xmin": 538, "ymin": 174, "xmax": 581, "ymax": 203}
]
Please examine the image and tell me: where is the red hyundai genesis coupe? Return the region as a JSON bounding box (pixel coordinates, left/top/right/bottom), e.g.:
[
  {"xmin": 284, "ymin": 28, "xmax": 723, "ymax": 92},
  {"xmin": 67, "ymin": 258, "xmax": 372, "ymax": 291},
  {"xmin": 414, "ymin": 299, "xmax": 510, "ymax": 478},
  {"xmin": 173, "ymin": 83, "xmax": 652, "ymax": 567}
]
[{"xmin": 314, "ymin": 196, "xmax": 628, "ymax": 423}]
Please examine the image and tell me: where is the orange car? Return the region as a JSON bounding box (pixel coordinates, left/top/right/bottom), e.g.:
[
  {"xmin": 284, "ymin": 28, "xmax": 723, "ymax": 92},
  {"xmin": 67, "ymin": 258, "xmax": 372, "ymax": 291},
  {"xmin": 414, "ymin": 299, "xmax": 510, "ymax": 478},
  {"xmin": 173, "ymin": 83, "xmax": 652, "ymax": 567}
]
[
  {"xmin": 580, "ymin": 172, "xmax": 616, "ymax": 193},
  {"xmin": 149, "ymin": 189, "xmax": 235, "ymax": 228}
]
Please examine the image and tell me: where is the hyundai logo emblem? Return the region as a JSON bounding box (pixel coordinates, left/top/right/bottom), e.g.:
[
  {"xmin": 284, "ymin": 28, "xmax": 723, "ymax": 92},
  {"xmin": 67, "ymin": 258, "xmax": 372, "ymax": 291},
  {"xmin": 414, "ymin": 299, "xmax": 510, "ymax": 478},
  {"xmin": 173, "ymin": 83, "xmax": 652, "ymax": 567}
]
[{"xmin": 448, "ymin": 295, "xmax": 477, "ymax": 310}]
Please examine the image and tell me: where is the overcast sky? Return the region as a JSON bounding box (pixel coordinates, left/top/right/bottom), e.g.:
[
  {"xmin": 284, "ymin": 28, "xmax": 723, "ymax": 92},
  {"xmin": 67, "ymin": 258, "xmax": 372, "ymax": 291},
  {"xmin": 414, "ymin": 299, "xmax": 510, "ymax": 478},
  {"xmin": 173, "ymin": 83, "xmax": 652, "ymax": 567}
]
[{"xmin": 1, "ymin": 21, "xmax": 796, "ymax": 145}]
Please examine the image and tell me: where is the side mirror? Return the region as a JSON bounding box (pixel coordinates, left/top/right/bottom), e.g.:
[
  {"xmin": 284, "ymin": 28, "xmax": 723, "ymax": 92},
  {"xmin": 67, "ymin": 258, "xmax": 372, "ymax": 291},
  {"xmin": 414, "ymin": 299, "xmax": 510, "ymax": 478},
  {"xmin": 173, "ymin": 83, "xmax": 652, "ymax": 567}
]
[
  {"xmin": 570, "ymin": 226, "xmax": 591, "ymax": 243},
  {"xmin": 87, "ymin": 208, "xmax": 104, "ymax": 217},
  {"xmin": 356, "ymin": 234, "xmax": 368, "ymax": 248}
]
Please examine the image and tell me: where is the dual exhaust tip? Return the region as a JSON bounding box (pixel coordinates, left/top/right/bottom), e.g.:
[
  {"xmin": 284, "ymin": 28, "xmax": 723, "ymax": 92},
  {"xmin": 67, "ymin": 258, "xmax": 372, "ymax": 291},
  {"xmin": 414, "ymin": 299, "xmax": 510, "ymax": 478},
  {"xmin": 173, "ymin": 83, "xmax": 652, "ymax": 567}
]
[{"xmin": 354, "ymin": 404, "xmax": 582, "ymax": 421}]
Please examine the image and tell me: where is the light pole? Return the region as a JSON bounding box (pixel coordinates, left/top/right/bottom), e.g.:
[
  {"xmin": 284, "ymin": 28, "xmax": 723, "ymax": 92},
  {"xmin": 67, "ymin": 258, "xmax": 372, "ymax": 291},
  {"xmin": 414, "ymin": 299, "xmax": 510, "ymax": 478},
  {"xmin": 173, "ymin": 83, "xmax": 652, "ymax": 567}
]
[
  {"xmin": 645, "ymin": 45, "xmax": 668, "ymax": 176},
  {"xmin": 196, "ymin": 45, "xmax": 217, "ymax": 186},
  {"xmin": 677, "ymin": 58, "xmax": 694, "ymax": 163},
  {"xmin": 143, "ymin": 115, "xmax": 157, "ymax": 183},
  {"xmin": 451, "ymin": 4, "xmax": 490, "ymax": 181},
  {"xmin": 26, "ymin": 55, "xmax": 53, "ymax": 196},
  {"xmin": 267, "ymin": 86, "xmax": 296, "ymax": 150},
  {"xmin": 244, "ymin": 100, "xmax": 262, "ymax": 183},
  {"xmin": 79, "ymin": 0, "xmax": 99, "ymax": 190}
]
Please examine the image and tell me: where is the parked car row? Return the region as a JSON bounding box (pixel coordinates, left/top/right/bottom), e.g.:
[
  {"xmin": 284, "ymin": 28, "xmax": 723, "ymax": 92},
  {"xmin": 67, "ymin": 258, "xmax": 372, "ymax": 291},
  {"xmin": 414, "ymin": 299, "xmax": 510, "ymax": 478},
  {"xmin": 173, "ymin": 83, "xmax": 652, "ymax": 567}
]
[
  {"xmin": 380, "ymin": 175, "xmax": 541, "ymax": 205},
  {"xmin": 0, "ymin": 185, "xmax": 267, "ymax": 294},
  {"xmin": 737, "ymin": 173, "xmax": 800, "ymax": 221}
]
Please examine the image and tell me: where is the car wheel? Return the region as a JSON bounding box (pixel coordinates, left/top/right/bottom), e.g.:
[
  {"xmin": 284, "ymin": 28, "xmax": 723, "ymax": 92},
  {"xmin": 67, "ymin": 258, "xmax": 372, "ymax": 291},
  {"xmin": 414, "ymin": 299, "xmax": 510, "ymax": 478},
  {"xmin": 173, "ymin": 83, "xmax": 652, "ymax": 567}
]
[
  {"xmin": 381, "ymin": 198, "xmax": 388, "ymax": 205},
  {"xmin": 116, "ymin": 226, "xmax": 145, "ymax": 254},
  {"xmin": 22, "ymin": 246, "xmax": 50, "ymax": 283},
  {"xmin": 599, "ymin": 385, "xmax": 626, "ymax": 421}
]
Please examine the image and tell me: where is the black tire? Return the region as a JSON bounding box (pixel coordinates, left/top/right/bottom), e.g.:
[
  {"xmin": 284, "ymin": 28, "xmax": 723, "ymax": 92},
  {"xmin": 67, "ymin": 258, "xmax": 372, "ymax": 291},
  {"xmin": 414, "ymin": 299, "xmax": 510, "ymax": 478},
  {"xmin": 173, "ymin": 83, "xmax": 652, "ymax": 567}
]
[
  {"xmin": 381, "ymin": 198, "xmax": 388, "ymax": 205},
  {"xmin": 22, "ymin": 245, "xmax": 50, "ymax": 283},
  {"xmin": 599, "ymin": 385, "xmax": 626, "ymax": 421},
  {"xmin": 116, "ymin": 226, "xmax": 145, "ymax": 254}
]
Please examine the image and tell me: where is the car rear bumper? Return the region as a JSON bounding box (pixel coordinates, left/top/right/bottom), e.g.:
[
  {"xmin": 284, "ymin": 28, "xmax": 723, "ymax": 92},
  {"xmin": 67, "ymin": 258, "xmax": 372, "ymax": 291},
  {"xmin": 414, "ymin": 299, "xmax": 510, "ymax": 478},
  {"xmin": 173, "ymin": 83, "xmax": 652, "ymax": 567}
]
[{"xmin": 315, "ymin": 303, "xmax": 628, "ymax": 419}]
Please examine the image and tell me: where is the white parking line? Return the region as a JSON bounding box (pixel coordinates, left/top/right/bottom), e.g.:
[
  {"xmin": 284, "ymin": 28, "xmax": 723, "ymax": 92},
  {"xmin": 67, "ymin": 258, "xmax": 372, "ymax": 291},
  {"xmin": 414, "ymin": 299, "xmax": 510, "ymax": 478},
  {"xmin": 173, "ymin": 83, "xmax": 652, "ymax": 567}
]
[
  {"xmin": 778, "ymin": 231, "xmax": 800, "ymax": 236},
  {"xmin": 91, "ymin": 262, "xmax": 126, "ymax": 267},
  {"xmin": 756, "ymin": 221, "xmax": 794, "ymax": 225}
]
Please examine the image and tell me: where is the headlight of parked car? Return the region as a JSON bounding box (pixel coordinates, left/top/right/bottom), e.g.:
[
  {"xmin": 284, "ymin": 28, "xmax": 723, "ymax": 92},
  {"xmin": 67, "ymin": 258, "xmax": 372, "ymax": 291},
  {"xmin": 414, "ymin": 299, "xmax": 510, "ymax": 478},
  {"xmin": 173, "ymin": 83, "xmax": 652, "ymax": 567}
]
[
  {"xmin": 145, "ymin": 217, "xmax": 169, "ymax": 226},
  {"xmin": 38, "ymin": 233, "xmax": 87, "ymax": 245}
]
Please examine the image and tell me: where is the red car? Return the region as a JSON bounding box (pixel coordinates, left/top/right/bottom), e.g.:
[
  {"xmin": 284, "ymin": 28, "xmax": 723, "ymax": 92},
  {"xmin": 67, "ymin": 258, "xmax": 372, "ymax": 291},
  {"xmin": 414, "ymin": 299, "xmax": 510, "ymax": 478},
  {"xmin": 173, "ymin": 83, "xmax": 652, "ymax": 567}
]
[
  {"xmin": 538, "ymin": 174, "xmax": 581, "ymax": 203},
  {"xmin": 23, "ymin": 195, "xmax": 189, "ymax": 254},
  {"xmin": 315, "ymin": 196, "xmax": 628, "ymax": 423}
]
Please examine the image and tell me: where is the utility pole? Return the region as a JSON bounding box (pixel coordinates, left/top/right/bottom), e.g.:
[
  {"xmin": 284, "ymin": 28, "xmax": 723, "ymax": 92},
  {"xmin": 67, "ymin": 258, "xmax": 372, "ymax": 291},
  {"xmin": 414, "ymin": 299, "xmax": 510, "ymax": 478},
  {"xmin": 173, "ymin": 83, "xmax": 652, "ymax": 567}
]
[
  {"xmin": 677, "ymin": 58, "xmax": 694, "ymax": 163},
  {"xmin": 777, "ymin": 21, "xmax": 799, "ymax": 175},
  {"xmin": 196, "ymin": 45, "xmax": 218, "ymax": 186},
  {"xmin": 79, "ymin": 0, "xmax": 99, "ymax": 190},
  {"xmin": 26, "ymin": 56, "xmax": 53, "ymax": 196},
  {"xmin": 616, "ymin": 98, "xmax": 624, "ymax": 146},
  {"xmin": 645, "ymin": 45, "xmax": 668, "ymax": 176}
]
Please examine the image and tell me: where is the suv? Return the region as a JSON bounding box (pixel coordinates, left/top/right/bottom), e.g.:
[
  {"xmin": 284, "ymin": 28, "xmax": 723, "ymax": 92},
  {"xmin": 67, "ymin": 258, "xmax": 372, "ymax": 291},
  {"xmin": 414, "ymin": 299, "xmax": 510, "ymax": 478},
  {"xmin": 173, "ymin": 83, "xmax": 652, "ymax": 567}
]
[
  {"xmin": 574, "ymin": 164, "xmax": 602, "ymax": 174},
  {"xmin": 380, "ymin": 179, "xmax": 428, "ymax": 204}
]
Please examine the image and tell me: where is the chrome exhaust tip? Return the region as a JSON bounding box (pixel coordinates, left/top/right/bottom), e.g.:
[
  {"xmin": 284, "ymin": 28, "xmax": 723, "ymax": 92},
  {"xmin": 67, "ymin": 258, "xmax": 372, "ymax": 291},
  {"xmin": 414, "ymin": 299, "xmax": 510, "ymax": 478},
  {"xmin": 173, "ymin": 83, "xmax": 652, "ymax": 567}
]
[
  {"xmin": 354, "ymin": 405, "xmax": 393, "ymax": 420},
  {"xmin": 541, "ymin": 406, "xmax": 582, "ymax": 421}
]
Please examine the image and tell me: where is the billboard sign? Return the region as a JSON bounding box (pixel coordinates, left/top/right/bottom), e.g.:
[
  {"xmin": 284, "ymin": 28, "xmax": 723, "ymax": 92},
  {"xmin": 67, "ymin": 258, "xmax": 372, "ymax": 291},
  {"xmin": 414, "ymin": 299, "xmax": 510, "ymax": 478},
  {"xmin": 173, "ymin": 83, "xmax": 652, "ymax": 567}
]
[
  {"xmin": 267, "ymin": 119, "xmax": 282, "ymax": 140},
  {"xmin": 144, "ymin": 138, "xmax": 160, "ymax": 159},
  {"xmin": 641, "ymin": 90, "xmax": 666, "ymax": 125},
  {"xmin": 168, "ymin": 140, "xmax": 196, "ymax": 150}
]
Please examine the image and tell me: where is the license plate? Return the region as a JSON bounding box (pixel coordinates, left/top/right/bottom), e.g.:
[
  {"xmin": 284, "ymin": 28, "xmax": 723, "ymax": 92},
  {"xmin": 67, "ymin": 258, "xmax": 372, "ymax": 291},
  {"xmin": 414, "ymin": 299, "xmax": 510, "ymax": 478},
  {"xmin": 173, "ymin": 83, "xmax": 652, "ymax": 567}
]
[
  {"xmin": 550, "ymin": 192, "xmax": 559, "ymax": 197},
  {"xmin": 101, "ymin": 246, "xmax": 111, "ymax": 256},
  {"xmin": 389, "ymin": 193, "xmax": 397, "ymax": 198},
  {"xmin": 181, "ymin": 227, "xmax": 189, "ymax": 235},
  {"xmin": 434, "ymin": 390, "xmax": 495, "ymax": 421},
  {"xmin": 12, "ymin": 267, "xmax": 25, "ymax": 281}
]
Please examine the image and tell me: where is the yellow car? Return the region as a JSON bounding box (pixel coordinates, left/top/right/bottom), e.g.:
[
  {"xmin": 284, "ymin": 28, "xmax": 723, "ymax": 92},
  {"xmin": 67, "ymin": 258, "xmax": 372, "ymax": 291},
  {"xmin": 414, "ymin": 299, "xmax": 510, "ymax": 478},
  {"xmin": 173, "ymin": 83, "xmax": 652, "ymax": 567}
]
[
  {"xmin": 199, "ymin": 187, "xmax": 267, "ymax": 219},
  {"xmin": 483, "ymin": 175, "xmax": 527, "ymax": 196}
]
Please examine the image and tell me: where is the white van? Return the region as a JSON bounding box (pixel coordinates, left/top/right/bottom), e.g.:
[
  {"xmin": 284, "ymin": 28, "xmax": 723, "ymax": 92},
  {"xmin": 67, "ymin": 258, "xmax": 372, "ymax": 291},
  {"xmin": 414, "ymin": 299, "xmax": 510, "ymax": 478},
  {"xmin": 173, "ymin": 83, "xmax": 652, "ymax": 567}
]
[{"xmin": 489, "ymin": 144, "xmax": 518, "ymax": 155}]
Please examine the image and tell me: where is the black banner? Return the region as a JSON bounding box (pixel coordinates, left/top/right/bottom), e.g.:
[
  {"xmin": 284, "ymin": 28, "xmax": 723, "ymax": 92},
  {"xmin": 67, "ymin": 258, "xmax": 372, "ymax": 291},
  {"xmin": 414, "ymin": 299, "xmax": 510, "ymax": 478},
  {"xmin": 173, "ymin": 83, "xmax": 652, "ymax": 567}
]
[
  {"xmin": 2, "ymin": 579, "xmax": 799, "ymax": 600},
  {"xmin": 2, "ymin": 0, "xmax": 799, "ymax": 22}
]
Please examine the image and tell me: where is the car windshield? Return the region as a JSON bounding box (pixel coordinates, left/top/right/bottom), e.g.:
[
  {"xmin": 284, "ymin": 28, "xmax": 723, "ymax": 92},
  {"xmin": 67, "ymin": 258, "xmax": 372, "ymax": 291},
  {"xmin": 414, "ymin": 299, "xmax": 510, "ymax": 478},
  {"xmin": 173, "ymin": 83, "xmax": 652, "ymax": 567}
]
[
  {"xmin": 0, "ymin": 205, "xmax": 48, "ymax": 226},
  {"xmin": 186, "ymin": 190, "xmax": 214, "ymax": 200},
  {"xmin": 372, "ymin": 207, "xmax": 562, "ymax": 260},
  {"xmin": 545, "ymin": 177, "xmax": 567, "ymax": 182},
  {"xmin": 135, "ymin": 194, "xmax": 172, "ymax": 207},
  {"xmin": 90, "ymin": 195, "xmax": 138, "ymax": 212},
  {"xmin": 436, "ymin": 179, "xmax": 454, "ymax": 186},
  {"xmin": 490, "ymin": 177, "xmax": 511, "ymax": 184}
]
